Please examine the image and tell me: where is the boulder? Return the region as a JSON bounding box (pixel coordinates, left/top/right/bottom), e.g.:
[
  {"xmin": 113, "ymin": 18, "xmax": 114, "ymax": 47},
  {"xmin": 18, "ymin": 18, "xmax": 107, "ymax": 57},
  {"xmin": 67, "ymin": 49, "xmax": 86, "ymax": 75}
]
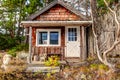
[
  {"xmin": 3, "ymin": 54, "xmax": 12, "ymax": 65},
  {"xmin": 1, "ymin": 54, "xmax": 12, "ymax": 70}
]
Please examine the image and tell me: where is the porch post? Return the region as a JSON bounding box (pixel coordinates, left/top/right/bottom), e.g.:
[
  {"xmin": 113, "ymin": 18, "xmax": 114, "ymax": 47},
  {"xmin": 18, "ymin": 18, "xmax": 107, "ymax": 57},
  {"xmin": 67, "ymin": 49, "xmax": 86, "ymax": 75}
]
[
  {"xmin": 28, "ymin": 27, "xmax": 32, "ymax": 63},
  {"xmin": 81, "ymin": 26, "xmax": 87, "ymax": 60}
]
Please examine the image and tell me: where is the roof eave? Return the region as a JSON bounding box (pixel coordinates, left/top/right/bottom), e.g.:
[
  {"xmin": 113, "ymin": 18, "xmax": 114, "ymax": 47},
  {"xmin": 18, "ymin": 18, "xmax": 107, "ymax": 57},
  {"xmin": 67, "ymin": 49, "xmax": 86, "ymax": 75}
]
[{"xmin": 21, "ymin": 21, "xmax": 92, "ymax": 27}]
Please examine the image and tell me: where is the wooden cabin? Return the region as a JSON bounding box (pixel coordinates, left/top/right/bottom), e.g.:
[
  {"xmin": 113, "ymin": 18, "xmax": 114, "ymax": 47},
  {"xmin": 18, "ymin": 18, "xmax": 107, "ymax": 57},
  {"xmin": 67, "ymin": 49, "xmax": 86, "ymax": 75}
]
[{"xmin": 21, "ymin": 0, "xmax": 92, "ymax": 63}]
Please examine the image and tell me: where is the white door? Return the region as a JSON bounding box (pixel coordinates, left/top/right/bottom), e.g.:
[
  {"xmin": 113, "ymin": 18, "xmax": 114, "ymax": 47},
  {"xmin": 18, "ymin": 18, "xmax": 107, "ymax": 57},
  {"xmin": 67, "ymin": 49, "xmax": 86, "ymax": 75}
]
[{"xmin": 65, "ymin": 27, "xmax": 80, "ymax": 57}]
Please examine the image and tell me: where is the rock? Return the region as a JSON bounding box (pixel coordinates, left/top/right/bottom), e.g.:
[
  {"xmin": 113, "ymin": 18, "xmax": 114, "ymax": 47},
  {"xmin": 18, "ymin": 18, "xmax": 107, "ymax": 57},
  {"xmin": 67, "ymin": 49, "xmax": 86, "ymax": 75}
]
[
  {"xmin": 81, "ymin": 74, "xmax": 86, "ymax": 79},
  {"xmin": 16, "ymin": 51, "xmax": 29, "ymax": 59},
  {"xmin": 1, "ymin": 54, "xmax": 12, "ymax": 70},
  {"xmin": 63, "ymin": 71, "xmax": 72, "ymax": 79},
  {"xmin": 1, "ymin": 64, "xmax": 7, "ymax": 70},
  {"xmin": 3, "ymin": 54, "xmax": 12, "ymax": 65}
]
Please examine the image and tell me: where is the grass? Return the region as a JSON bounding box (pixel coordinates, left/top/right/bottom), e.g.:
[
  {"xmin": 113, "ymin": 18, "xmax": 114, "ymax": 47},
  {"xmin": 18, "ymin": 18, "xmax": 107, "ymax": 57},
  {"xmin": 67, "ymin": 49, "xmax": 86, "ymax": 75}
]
[{"xmin": 0, "ymin": 53, "xmax": 119, "ymax": 80}]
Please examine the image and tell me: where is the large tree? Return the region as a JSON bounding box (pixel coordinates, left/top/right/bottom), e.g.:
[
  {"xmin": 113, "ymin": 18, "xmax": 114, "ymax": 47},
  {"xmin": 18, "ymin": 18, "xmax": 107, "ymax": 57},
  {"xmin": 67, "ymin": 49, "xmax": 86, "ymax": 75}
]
[{"xmin": 90, "ymin": 0, "xmax": 120, "ymax": 71}]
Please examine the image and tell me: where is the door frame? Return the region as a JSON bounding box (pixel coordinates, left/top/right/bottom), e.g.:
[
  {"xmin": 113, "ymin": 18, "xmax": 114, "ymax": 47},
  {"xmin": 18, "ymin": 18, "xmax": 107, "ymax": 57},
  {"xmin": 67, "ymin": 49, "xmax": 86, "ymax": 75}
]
[{"xmin": 65, "ymin": 26, "xmax": 81, "ymax": 58}]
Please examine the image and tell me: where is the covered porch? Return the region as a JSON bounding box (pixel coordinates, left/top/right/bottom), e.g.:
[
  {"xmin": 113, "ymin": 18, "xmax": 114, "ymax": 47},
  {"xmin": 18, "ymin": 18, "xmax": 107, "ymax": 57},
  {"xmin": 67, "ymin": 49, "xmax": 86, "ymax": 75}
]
[
  {"xmin": 32, "ymin": 46, "xmax": 65, "ymax": 61},
  {"xmin": 21, "ymin": 21, "xmax": 92, "ymax": 63}
]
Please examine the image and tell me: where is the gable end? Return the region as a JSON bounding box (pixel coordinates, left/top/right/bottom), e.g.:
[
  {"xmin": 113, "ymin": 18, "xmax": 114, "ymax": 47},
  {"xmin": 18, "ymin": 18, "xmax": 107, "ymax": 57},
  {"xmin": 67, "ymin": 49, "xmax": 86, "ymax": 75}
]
[{"xmin": 27, "ymin": 0, "xmax": 87, "ymax": 21}]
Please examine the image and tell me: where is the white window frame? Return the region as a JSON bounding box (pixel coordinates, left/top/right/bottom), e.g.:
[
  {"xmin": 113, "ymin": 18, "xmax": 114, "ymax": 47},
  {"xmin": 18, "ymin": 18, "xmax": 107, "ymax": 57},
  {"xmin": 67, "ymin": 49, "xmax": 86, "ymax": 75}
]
[
  {"xmin": 68, "ymin": 28, "xmax": 77, "ymax": 42},
  {"xmin": 36, "ymin": 29, "xmax": 61, "ymax": 46}
]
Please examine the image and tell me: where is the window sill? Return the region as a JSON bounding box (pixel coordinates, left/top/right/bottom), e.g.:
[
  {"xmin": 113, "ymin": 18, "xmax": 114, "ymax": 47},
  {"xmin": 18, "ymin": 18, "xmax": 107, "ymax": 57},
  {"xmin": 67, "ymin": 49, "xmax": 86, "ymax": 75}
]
[{"xmin": 36, "ymin": 44, "xmax": 61, "ymax": 47}]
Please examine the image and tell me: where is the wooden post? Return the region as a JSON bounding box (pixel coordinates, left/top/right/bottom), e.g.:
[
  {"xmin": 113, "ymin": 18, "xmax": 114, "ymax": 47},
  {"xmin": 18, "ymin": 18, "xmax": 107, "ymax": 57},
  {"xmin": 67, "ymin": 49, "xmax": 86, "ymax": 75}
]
[
  {"xmin": 29, "ymin": 27, "xmax": 32, "ymax": 63},
  {"xmin": 81, "ymin": 26, "xmax": 87, "ymax": 60},
  {"xmin": 24, "ymin": 28, "xmax": 29, "ymax": 44}
]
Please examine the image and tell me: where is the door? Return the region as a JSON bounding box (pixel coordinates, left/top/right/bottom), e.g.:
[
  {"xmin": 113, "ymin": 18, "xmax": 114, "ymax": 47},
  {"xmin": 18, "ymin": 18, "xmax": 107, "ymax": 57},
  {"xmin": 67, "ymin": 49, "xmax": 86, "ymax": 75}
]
[{"xmin": 65, "ymin": 26, "xmax": 80, "ymax": 57}]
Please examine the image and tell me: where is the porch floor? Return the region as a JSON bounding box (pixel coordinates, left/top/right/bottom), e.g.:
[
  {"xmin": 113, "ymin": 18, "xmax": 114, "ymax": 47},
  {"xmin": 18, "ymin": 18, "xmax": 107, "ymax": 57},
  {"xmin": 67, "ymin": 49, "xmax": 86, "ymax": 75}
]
[{"xmin": 26, "ymin": 61, "xmax": 66, "ymax": 72}]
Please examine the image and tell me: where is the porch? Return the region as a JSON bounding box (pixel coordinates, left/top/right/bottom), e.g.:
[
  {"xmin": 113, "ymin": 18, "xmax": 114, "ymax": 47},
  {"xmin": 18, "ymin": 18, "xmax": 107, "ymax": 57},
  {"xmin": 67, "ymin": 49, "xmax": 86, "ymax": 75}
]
[{"xmin": 31, "ymin": 46, "xmax": 65, "ymax": 62}]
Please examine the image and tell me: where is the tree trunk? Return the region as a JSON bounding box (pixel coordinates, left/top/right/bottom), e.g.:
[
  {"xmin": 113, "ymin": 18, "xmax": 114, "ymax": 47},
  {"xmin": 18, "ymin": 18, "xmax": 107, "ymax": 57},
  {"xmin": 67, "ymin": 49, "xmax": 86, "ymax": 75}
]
[{"xmin": 90, "ymin": 0, "xmax": 120, "ymax": 71}]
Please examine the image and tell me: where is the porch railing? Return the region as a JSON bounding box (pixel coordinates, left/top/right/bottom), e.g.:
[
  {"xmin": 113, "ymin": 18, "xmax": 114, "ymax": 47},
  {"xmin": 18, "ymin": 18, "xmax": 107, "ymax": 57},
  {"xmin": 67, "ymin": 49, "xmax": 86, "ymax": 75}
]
[{"xmin": 32, "ymin": 46, "xmax": 65, "ymax": 61}]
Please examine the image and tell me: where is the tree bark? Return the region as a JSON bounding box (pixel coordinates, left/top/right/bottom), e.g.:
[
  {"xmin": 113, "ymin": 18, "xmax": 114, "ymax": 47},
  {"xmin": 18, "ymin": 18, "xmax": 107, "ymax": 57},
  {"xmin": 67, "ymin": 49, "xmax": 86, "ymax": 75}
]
[
  {"xmin": 90, "ymin": 0, "xmax": 103, "ymax": 62},
  {"xmin": 90, "ymin": 0, "xmax": 120, "ymax": 71}
]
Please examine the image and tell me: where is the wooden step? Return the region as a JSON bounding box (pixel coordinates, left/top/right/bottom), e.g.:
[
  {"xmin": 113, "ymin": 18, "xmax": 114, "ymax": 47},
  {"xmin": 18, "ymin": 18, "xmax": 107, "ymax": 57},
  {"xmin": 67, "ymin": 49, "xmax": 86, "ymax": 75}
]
[{"xmin": 26, "ymin": 66, "xmax": 60, "ymax": 72}]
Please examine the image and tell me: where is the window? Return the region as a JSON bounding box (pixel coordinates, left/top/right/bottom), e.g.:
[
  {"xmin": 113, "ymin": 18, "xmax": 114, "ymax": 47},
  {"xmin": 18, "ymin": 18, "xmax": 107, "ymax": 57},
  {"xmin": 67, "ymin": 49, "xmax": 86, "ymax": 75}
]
[
  {"xmin": 39, "ymin": 32, "xmax": 47, "ymax": 45},
  {"xmin": 68, "ymin": 28, "xmax": 77, "ymax": 41},
  {"xmin": 36, "ymin": 29, "xmax": 61, "ymax": 46},
  {"xmin": 50, "ymin": 32, "xmax": 59, "ymax": 45}
]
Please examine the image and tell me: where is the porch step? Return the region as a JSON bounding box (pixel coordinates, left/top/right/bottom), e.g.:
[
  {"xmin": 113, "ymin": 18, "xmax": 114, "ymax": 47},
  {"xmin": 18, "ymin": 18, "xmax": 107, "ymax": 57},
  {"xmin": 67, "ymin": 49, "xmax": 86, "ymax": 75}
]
[
  {"xmin": 66, "ymin": 59, "xmax": 81, "ymax": 63},
  {"xmin": 26, "ymin": 66, "xmax": 60, "ymax": 72},
  {"xmin": 29, "ymin": 61, "xmax": 45, "ymax": 67},
  {"xmin": 27, "ymin": 62, "xmax": 60, "ymax": 72}
]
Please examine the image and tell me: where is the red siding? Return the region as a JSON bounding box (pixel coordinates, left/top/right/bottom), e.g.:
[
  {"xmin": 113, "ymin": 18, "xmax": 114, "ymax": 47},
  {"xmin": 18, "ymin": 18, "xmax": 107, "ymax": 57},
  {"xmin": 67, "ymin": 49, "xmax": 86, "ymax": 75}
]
[
  {"xmin": 34, "ymin": 4, "xmax": 81, "ymax": 21},
  {"xmin": 31, "ymin": 27, "xmax": 65, "ymax": 59},
  {"xmin": 32, "ymin": 27, "xmax": 36, "ymax": 46},
  {"xmin": 31, "ymin": 4, "xmax": 82, "ymax": 59}
]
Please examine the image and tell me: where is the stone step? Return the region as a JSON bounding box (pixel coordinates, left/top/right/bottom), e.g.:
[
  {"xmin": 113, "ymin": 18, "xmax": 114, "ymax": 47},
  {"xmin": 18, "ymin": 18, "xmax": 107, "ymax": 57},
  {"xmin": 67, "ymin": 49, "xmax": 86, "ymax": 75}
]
[{"xmin": 26, "ymin": 66, "xmax": 60, "ymax": 72}]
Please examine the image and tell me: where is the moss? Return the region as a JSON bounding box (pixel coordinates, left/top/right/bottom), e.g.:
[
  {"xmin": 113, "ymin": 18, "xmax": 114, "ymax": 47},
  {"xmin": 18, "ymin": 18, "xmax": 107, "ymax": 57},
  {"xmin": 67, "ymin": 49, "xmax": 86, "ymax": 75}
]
[{"xmin": 98, "ymin": 64, "xmax": 108, "ymax": 71}]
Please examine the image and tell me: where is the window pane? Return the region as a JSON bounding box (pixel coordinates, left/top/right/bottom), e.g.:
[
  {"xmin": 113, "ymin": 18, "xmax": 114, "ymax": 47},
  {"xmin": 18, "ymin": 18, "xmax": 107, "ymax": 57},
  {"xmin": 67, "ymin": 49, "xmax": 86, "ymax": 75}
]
[
  {"xmin": 50, "ymin": 32, "xmax": 59, "ymax": 45},
  {"xmin": 68, "ymin": 28, "xmax": 77, "ymax": 41},
  {"xmin": 39, "ymin": 32, "xmax": 47, "ymax": 44}
]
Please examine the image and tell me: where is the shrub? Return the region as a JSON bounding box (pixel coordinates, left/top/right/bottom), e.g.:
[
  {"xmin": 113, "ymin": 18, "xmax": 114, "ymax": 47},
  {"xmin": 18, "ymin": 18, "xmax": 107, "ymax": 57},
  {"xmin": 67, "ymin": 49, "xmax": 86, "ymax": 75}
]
[
  {"xmin": 90, "ymin": 63, "xmax": 98, "ymax": 70},
  {"xmin": 8, "ymin": 48, "xmax": 17, "ymax": 57},
  {"xmin": 98, "ymin": 64, "xmax": 108, "ymax": 70},
  {"xmin": 0, "ymin": 34, "xmax": 26, "ymax": 50},
  {"xmin": 0, "ymin": 34, "xmax": 18, "ymax": 50},
  {"xmin": 45, "ymin": 56, "xmax": 60, "ymax": 67},
  {"xmin": 8, "ymin": 44, "xmax": 28, "ymax": 57}
]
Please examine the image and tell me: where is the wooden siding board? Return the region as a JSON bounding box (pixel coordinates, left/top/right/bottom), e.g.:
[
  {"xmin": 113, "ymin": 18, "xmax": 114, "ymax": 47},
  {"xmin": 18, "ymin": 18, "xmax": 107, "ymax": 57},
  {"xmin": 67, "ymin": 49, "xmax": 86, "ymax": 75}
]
[{"xmin": 34, "ymin": 4, "xmax": 81, "ymax": 21}]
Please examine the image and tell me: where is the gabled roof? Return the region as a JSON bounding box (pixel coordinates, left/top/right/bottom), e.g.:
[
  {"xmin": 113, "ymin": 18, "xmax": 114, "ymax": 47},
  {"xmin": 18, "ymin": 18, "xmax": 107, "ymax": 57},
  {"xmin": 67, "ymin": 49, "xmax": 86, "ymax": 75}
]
[{"xmin": 27, "ymin": 0, "xmax": 87, "ymax": 20}]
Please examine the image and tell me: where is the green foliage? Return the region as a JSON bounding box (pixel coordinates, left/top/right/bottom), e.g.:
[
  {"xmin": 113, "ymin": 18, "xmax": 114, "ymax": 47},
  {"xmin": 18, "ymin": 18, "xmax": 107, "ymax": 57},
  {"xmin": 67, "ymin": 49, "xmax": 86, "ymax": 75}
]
[
  {"xmin": 8, "ymin": 48, "xmax": 17, "ymax": 57},
  {"xmin": 97, "ymin": 0, "xmax": 119, "ymax": 14},
  {"xmin": 0, "ymin": 0, "xmax": 44, "ymax": 51},
  {"xmin": 0, "ymin": 34, "xmax": 18, "ymax": 50},
  {"xmin": 97, "ymin": 0, "xmax": 118, "ymax": 8},
  {"xmin": 45, "ymin": 56, "xmax": 60, "ymax": 67},
  {"xmin": 46, "ymin": 73, "xmax": 51, "ymax": 78},
  {"xmin": 98, "ymin": 64, "xmax": 108, "ymax": 70},
  {"xmin": 0, "ymin": 33, "xmax": 27, "ymax": 50},
  {"xmin": 25, "ymin": 0, "xmax": 43, "ymax": 14},
  {"xmin": 90, "ymin": 63, "xmax": 98, "ymax": 70},
  {"xmin": 33, "ymin": 71, "xmax": 42, "ymax": 77},
  {"xmin": 90, "ymin": 63, "xmax": 108, "ymax": 71},
  {"xmin": 8, "ymin": 44, "xmax": 28, "ymax": 57}
]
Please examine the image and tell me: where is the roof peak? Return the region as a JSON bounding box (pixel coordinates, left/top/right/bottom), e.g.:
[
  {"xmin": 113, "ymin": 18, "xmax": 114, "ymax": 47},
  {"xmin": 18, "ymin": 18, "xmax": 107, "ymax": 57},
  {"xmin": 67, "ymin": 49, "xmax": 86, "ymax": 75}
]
[{"xmin": 27, "ymin": 0, "xmax": 87, "ymax": 20}]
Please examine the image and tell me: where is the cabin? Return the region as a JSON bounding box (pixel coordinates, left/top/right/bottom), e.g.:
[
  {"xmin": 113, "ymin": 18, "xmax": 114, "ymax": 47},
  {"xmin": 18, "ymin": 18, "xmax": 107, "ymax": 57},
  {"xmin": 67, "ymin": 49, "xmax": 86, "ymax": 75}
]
[{"xmin": 21, "ymin": 0, "xmax": 92, "ymax": 63}]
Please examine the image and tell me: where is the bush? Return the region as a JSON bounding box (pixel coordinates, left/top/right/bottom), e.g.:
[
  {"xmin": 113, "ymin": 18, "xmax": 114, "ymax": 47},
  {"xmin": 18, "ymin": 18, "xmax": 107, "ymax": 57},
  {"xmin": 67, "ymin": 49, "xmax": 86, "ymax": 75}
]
[
  {"xmin": 45, "ymin": 56, "xmax": 60, "ymax": 67},
  {"xmin": 0, "ymin": 34, "xmax": 17, "ymax": 50},
  {"xmin": 0, "ymin": 34, "xmax": 26, "ymax": 50},
  {"xmin": 8, "ymin": 44, "xmax": 28, "ymax": 57},
  {"xmin": 8, "ymin": 48, "xmax": 17, "ymax": 57}
]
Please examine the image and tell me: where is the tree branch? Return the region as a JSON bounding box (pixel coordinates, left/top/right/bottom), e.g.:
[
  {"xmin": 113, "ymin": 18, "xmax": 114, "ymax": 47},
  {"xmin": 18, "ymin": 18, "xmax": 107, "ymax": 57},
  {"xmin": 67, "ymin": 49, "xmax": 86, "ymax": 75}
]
[
  {"xmin": 90, "ymin": 0, "xmax": 104, "ymax": 63},
  {"xmin": 103, "ymin": 0, "xmax": 120, "ymax": 38}
]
